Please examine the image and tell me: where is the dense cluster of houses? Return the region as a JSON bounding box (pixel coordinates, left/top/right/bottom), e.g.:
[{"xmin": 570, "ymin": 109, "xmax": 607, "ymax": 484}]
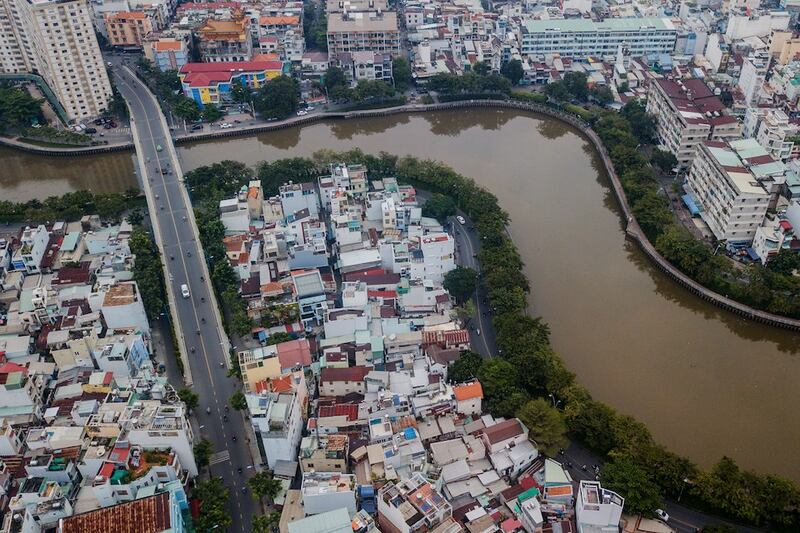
[
  {"xmin": 216, "ymin": 166, "xmax": 632, "ymax": 533},
  {"xmin": 0, "ymin": 218, "xmax": 196, "ymax": 531}
]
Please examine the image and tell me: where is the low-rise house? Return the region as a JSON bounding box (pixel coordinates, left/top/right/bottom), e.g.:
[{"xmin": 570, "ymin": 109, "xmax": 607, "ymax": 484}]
[
  {"xmin": 319, "ymin": 366, "xmax": 371, "ymax": 396},
  {"xmin": 575, "ymin": 480, "xmax": 624, "ymax": 533},
  {"xmin": 452, "ymin": 381, "xmax": 483, "ymax": 416},
  {"xmin": 299, "ymin": 434, "xmax": 349, "ymax": 473},
  {"xmin": 301, "ymin": 472, "xmax": 357, "ymax": 515}
]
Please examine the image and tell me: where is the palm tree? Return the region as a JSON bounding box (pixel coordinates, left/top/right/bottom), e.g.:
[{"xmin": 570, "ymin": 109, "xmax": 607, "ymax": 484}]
[{"xmin": 247, "ymin": 471, "xmax": 283, "ymax": 502}]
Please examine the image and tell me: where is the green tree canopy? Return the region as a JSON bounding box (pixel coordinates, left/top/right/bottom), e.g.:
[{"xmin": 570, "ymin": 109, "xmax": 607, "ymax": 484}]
[
  {"xmin": 254, "ymin": 76, "xmax": 300, "ymax": 119},
  {"xmin": 248, "ymin": 471, "xmax": 283, "ymax": 501},
  {"xmin": 230, "ymin": 390, "xmax": 248, "ymax": 410},
  {"xmin": 500, "ymin": 60, "xmax": 524, "ymax": 85},
  {"xmin": 193, "ymin": 438, "xmax": 213, "ymax": 469},
  {"xmin": 193, "ymin": 477, "xmax": 232, "ymax": 531},
  {"xmin": 173, "ymin": 96, "xmax": 200, "ymax": 121},
  {"xmin": 478, "ymin": 358, "xmax": 528, "ymax": 417},
  {"xmin": 177, "ymin": 388, "xmax": 199, "ymax": 412},
  {"xmin": 202, "ymin": 103, "xmax": 223, "ymax": 122},
  {"xmin": 253, "ymin": 512, "xmax": 282, "ymax": 533},
  {"xmin": 392, "ymin": 57, "xmax": 413, "ymax": 91},
  {"xmin": 651, "ymin": 148, "xmax": 678, "ymax": 173},
  {"xmin": 443, "ymin": 266, "xmax": 477, "ymax": 303},
  {"xmin": 324, "ymin": 66, "xmax": 348, "ymax": 93},
  {"xmin": 601, "ymin": 454, "xmax": 663, "ymax": 516},
  {"xmin": 473, "ymin": 61, "xmax": 491, "ymax": 76},
  {"xmin": 422, "ymin": 192, "xmax": 458, "ymax": 221},
  {"xmin": 0, "ymin": 84, "xmax": 43, "ymax": 129},
  {"xmin": 448, "ymin": 350, "xmax": 484, "ymax": 383},
  {"xmin": 517, "ymin": 398, "xmax": 569, "ymax": 456}
]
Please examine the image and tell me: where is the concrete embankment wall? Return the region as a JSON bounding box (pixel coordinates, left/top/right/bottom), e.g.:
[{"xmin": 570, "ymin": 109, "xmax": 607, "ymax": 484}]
[{"xmin": 5, "ymin": 100, "xmax": 800, "ymax": 330}]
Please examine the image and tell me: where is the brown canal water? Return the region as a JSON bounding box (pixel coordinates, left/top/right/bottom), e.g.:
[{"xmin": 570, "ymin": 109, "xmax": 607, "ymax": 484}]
[{"xmin": 2, "ymin": 109, "xmax": 799, "ymax": 480}]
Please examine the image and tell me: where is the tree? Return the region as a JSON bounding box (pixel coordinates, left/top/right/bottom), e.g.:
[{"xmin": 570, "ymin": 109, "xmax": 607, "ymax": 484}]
[
  {"xmin": 248, "ymin": 471, "xmax": 283, "ymax": 501},
  {"xmin": 266, "ymin": 331, "xmax": 293, "ymax": 345},
  {"xmin": 590, "ymin": 85, "xmax": 614, "ymax": 105},
  {"xmin": 517, "ymin": 398, "xmax": 569, "ymax": 456},
  {"xmin": 620, "ymin": 99, "xmax": 656, "ymax": 144},
  {"xmin": 172, "ymin": 96, "xmax": 200, "ymax": 121},
  {"xmin": 202, "ymin": 103, "xmax": 223, "ymax": 122},
  {"xmin": 651, "ymin": 148, "xmax": 678, "ymax": 173},
  {"xmin": 230, "ymin": 390, "xmax": 248, "ymax": 410},
  {"xmin": 452, "ymin": 300, "xmax": 476, "ymax": 325},
  {"xmin": 767, "ymin": 249, "xmax": 800, "ymax": 276},
  {"xmin": 392, "ymin": 57, "xmax": 413, "ymax": 91},
  {"xmin": 353, "ymin": 79, "xmax": 395, "ymax": 102},
  {"xmin": 177, "ymin": 388, "xmax": 199, "ymax": 412},
  {"xmin": 0, "ymin": 84, "xmax": 43, "ymax": 129},
  {"xmin": 601, "ymin": 455, "xmax": 663, "ymax": 516},
  {"xmin": 631, "ymin": 192, "xmax": 672, "ymax": 239},
  {"xmin": 448, "ymin": 350, "xmax": 484, "ymax": 383},
  {"xmin": 254, "ymin": 76, "xmax": 299, "ymax": 119},
  {"xmin": 545, "ymin": 81, "xmax": 569, "ymax": 102},
  {"xmin": 500, "ymin": 59, "xmax": 524, "ymax": 85},
  {"xmin": 473, "ymin": 61, "xmax": 491, "ymax": 76},
  {"xmin": 231, "ymin": 79, "xmax": 251, "ymax": 105},
  {"xmin": 478, "ymin": 358, "xmax": 528, "ymax": 417},
  {"xmin": 126, "ymin": 209, "xmax": 144, "ymax": 226},
  {"xmin": 324, "ymin": 66, "xmax": 348, "ymax": 93},
  {"xmin": 562, "ymin": 72, "xmax": 588, "ymax": 101},
  {"xmin": 253, "ymin": 512, "xmax": 282, "ymax": 533},
  {"xmin": 193, "ymin": 438, "xmax": 213, "ymax": 469},
  {"xmin": 193, "ymin": 477, "xmax": 232, "ymax": 532},
  {"xmin": 422, "ymin": 192, "xmax": 457, "ymax": 220},
  {"xmin": 443, "ymin": 267, "xmax": 478, "ymax": 302},
  {"xmin": 128, "ymin": 228, "xmax": 165, "ymax": 320}
]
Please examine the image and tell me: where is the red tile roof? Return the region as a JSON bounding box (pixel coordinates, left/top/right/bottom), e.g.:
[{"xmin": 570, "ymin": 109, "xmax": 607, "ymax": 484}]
[
  {"xmin": 453, "ymin": 381, "xmax": 483, "ymax": 401},
  {"xmin": 180, "ymin": 61, "xmax": 284, "ymax": 87},
  {"xmin": 320, "ymin": 366, "xmax": 370, "ymax": 383},
  {"xmin": 318, "ymin": 403, "xmax": 359, "ymax": 421},
  {"xmin": 60, "ymin": 492, "xmax": 171, "ymax": 533},
  {"xmin": 276, "ymin": 339, "xmax": 312, "ymax": 369},
  {"xmin": 484, "ymin": 419, "xmax": 523, "ymax": 445}
]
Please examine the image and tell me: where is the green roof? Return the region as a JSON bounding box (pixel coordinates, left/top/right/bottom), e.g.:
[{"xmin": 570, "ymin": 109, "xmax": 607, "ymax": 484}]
[
  {"xmin": 61, "ymin": 232, "xmax": 80, "ymax": 252},
  {"xmin": 287, "ymin": 508, "xmax": 352, "ymax": 533},
  {"xmin": 524, "ymin": 17, "xmax": 673, "ymax": 34}
]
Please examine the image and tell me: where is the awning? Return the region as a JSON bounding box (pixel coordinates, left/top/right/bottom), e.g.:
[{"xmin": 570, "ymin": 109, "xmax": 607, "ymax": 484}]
[
  {"xmin": 746, "ymin": 247, "xmax": 760, "ymax": 261},
  {"xmin": 682, "ymin": 194, "xmax": 701, "ymax": 216}
]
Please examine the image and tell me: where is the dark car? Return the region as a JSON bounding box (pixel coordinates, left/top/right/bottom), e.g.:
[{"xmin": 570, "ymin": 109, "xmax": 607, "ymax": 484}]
[
  {"xmin": 103, "ymin": 123, "xmax": 113, "ymax": 129},
  {"xmin": 191, "ymin": 124, "xmax": 203, "ymax": 131},
  {"xmin": 85, "ymin": 127, "xmax": 97, "ymax": 134}
]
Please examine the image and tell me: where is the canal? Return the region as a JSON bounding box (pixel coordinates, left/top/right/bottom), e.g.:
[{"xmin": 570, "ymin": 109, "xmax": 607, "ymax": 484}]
[{"xmin": 2, "ymin": 109, "xmax": 799, "ymax": 480}]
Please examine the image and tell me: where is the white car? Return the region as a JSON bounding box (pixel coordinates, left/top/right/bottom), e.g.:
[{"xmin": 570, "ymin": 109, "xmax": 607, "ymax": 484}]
[
  {"xmin": 181, "ymin": 284, "xmax": 190, "ymax": 298},
  {"xmin": 654, "ymin": 509, "xmax": 669, "ymax": 523},
  {"xmin": 220, "ymin": 122, "xmax": 232, "ymax": 129},
  {"xmin": 296, "ymin": 110, "xmax": 308, "ymax": 116},
  {"xmin": 456, "ymin": 215, "xmax": 466, "ymax": 225}
]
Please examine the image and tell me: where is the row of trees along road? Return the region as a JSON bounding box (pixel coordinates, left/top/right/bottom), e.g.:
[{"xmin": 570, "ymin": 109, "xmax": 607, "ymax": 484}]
[{"xmin": 181, "ymin": 147, "xmax": 800, "ymax": 527}]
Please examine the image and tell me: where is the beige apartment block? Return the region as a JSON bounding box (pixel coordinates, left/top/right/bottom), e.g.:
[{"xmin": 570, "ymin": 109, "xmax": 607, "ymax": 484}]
[{"xmin": 0, "ymin": 0, "xmax": 112, "ymax": 121}]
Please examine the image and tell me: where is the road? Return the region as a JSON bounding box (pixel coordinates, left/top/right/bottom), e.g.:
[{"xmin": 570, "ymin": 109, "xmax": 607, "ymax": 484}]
[
  {"xmin": 449, "ymin": 213, "xmax": 497, "ymax": 357},
  {"xmin": 110, "ymin": 58, "xmax": 259, "ymax": 530}
]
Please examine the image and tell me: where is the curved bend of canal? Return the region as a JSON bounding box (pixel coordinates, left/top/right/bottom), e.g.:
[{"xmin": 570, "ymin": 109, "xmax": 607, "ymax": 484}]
[{"xmin": 2, "ymin": 109, "xmax": 798, "ymax": 481}]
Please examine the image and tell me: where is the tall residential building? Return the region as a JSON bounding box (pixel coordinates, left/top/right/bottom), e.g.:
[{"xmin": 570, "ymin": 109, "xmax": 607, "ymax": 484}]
[
  {"xmin": 518, "ymin": 18, "xmax": 677, "ymax": 59},
  {"xmin": 0, "ymin": 0, "xmax": 113, "ymax": 121},
  {"xmin": 104, "ymin": 11, "xmax": 153, "ymax": 48},
  {"xmin": 685, "ymin": 139, "xmax": 772, "ymax": 244},
  {"xmin": 327, "ymin": 11, "xmax": 400, "ymax": 56},
  {"xmin": 743, "ymin": 107, "xmax": 797, "ymax": 162},
  {"xmin": 647, "ymin": 77, "xmax": 742, "ymax": 168}
]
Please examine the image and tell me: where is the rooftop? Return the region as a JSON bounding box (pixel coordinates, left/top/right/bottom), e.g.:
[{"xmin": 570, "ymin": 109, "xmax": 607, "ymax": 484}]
[
  {"xmin": 328, "ymin": 11, "xmax": 398, "ymax": 32},
  {"xmin": 523, "ymin": 17, "xmax": 674, "ymax": 34},
  {"xmin": 59, "ymin": 491, "xmax": 171, "ymax": 533}
]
